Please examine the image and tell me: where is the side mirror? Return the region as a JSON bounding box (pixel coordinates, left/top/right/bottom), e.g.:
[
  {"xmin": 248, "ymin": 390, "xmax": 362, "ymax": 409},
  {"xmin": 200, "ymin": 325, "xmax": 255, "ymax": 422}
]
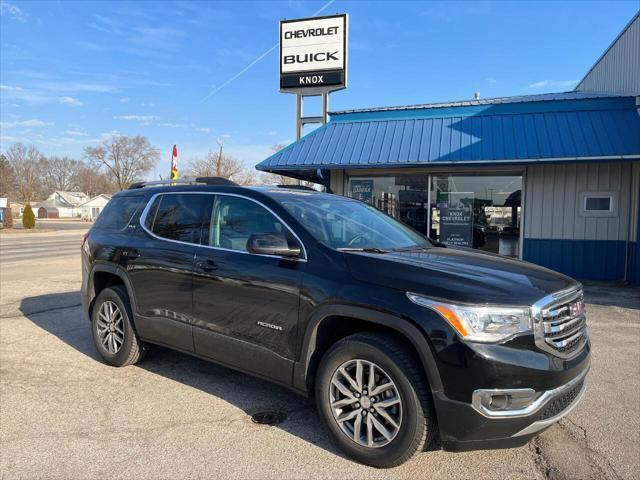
[{"xmin": 247, "ymin": 233, "xmax": 301, "ymax": 258}]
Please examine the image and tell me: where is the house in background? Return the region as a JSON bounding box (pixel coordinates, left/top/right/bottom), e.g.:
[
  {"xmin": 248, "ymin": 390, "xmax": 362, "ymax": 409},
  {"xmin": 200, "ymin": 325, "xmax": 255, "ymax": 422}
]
[
  {"xmin": 10, "ymin": 202, "xmax": 25, "ymax": 218},
  {"xmin": 41, "ymin": 191, "xmax": 89, "ymax": 217},
  {"xmin": 79, "ymin": 194, "xmax": 111, "ymax": 221}
]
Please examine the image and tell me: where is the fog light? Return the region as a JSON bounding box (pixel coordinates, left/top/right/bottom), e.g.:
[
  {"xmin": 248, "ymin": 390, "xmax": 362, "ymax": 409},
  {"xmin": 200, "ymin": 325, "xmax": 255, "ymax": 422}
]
[
  {"xmin": 489, "ymin": 394, "xmax": 509, "ymax": 410},
  {"xmin": 472, "ymin": 388, "xmax": 543, "ymax": 417}
]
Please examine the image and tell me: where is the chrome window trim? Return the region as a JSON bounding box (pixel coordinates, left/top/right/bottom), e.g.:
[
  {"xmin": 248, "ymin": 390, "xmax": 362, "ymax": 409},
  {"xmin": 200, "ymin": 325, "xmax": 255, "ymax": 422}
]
[
  {"xmin": 472, "ymin": 364, "xmax": 590, "ymax": 419},
  {"xmin": 138, "ymin": 191, "xmax": 308, "ymax": 262},
  {"xmin": 531, "ymin": 285, "xmax": 587, "ymax": 359}
]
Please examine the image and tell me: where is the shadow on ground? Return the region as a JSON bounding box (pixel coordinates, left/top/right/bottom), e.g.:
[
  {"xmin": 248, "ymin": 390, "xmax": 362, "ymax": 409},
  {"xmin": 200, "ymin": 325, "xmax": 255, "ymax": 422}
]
[
  {"xmin": 582, "ymin": 281, "xmax": 640, "ymax": 310},
  {"xmin": 19, "ymin": 292, "xmax": 348, "ymax": 460}
]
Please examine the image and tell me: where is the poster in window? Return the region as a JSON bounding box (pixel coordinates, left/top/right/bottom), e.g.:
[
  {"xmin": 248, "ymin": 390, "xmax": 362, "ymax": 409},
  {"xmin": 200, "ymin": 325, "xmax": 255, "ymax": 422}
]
[
  {"xmin": 351, "ymin": 180, "xmax": 373, "ymax": 204},
  {"xmin": 439, "ymin": 192, "xmax": 473, "ymax": 248}
]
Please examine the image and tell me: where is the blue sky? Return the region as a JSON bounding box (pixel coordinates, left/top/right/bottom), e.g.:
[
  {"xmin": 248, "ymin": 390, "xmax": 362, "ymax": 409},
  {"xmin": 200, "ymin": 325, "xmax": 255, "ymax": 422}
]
[{"xmin": 1, "ymin": 0, "xmax": 638, "ymax": 176}]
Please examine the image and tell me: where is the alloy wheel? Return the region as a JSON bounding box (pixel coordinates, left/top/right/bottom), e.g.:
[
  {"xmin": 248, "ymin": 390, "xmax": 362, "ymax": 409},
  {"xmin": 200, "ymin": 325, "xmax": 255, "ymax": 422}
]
[
  {"xmin": 96, "ymin": 300, "xmax": 125, "ymax": 354},
  {"xmin": 329, "ymin": 359, "xmax": 403, "ymax": 448}
]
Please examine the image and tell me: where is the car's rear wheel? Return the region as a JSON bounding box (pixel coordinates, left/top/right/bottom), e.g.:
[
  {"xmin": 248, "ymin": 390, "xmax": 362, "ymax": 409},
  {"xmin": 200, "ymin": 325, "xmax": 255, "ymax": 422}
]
[
  {"xmin": 91, "ymin": 286, "xmax": 144, "ymax": 367},
  {"xmin": 315, "ymin": 332, "xmax": 435, "ymax": 468}
]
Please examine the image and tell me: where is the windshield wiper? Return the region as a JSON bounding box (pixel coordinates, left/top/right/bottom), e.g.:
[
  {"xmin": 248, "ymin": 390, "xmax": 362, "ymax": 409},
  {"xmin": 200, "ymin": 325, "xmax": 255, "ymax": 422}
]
[
  {"xmin": 337, "ymin": 247, "xmax": 389, "ymax": 254},
  {"xmin": 392, "ymin": 245, "xmax": 433, "ymax": 252}
]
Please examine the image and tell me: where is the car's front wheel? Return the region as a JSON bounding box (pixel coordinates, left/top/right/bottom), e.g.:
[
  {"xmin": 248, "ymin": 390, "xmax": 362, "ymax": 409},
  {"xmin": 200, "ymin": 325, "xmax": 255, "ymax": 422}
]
[
  {"xmin": 315, "ymin": 332, "xmax": 435, "ymax": 468},
  {"xmin": 91, "ymin": 286, "xmax": 144, "ymax": 367}
]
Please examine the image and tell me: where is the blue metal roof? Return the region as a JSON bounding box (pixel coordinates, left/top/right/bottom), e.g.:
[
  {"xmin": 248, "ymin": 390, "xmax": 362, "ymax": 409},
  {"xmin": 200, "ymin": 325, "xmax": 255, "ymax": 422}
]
[
  {"xmin": 256, "ymin": 94, "xmax": 640, "ymax": 179},
  {"xmin": 330, "ymin": 91, "xmax": 621, "ymax": 114}
]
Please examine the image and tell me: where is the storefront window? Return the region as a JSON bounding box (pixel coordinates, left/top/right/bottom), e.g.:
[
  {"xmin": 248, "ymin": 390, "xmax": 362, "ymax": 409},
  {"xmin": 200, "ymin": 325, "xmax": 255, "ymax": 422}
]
[
  {"xmin": 430, "ymin": 175, "xmax": 522, "ymax": 257},
  {"xmin": 347, "ymin": 175, "xmax": 430, "ymax": 236},
  {"xmin": 346, "ymin": 173, "xmax": 522, "ymax": 258}
]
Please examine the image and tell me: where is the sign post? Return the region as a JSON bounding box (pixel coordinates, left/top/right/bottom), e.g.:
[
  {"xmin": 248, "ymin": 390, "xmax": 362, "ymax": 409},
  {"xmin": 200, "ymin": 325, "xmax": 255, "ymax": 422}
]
[{"xmin": 280, "ymin": 14, "xmax": 348, "ymax": 142}]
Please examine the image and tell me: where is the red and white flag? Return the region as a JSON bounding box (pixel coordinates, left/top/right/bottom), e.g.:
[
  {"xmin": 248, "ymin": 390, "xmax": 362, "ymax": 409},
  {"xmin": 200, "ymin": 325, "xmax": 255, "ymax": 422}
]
[{"xmin": 170, "ymin": 145, "xmax": 179, "ymax": 180}]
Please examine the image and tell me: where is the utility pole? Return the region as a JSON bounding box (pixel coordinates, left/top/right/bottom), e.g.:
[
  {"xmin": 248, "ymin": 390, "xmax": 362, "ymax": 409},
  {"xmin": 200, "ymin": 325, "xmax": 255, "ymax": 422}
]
[{"xmin": 216, "ymin": 139, "xmax": 224, "ymax": 177}]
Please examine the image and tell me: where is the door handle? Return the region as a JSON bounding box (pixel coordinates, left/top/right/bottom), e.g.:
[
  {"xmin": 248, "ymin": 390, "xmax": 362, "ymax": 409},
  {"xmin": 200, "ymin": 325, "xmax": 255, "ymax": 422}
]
[{"xmin": 195, "ymin": 259, "xmax": 217, "ymax": 272}]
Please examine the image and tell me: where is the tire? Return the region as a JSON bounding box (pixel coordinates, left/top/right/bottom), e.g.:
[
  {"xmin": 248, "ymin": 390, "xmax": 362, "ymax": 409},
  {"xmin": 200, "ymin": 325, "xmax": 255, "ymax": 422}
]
[
  {"xmin": 91, "ymin": 286, "xmax": 144, "ymax": 367},
  {"xmin": 315, "ymin": 332, "xmax": 435, "ymax": 468}
]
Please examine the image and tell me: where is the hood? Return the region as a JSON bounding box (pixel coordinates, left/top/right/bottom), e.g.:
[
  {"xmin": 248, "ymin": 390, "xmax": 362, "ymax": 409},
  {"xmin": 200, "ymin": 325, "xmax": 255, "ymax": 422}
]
[{"xmin": 345, "ymin": 247, "xmax": 578, "ymax": 306}]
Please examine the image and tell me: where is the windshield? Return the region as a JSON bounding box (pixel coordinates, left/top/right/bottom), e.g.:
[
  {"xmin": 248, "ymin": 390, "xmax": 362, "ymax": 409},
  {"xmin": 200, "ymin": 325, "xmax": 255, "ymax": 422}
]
[{"xmin": 279, "ymin": 195, "xmax": 432, "ymax": 251}]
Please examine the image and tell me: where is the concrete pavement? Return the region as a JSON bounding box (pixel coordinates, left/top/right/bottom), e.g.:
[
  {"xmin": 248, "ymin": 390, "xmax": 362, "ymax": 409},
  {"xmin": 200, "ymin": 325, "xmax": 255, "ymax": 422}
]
[
  {"xmin": 1, "ymin": 231, "xmax": 639, "ymax": 479},
  {"xmin": 0, "ymin": 231, "xmax": 86, "ymax": 265}
]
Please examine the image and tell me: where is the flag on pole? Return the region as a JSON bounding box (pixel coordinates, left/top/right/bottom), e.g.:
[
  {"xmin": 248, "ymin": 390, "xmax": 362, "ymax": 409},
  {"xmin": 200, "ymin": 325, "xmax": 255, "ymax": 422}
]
[{"xmin": 170, "ymin": 145, "xmax": 179, "ymax": 180}]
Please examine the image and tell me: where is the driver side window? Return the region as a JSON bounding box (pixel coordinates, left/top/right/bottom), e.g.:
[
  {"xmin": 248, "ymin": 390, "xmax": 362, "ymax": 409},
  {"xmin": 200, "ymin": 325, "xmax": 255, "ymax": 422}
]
[{"xmin": 208, "ymin": 195, "xmax": 288, "ymax": 252}]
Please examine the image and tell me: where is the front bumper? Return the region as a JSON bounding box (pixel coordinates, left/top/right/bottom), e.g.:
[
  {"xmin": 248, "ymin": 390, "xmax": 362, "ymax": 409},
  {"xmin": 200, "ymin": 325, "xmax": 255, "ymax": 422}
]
[{"xmin": 435, "ymin": 363, "xmax": 589, "ymax": 451}]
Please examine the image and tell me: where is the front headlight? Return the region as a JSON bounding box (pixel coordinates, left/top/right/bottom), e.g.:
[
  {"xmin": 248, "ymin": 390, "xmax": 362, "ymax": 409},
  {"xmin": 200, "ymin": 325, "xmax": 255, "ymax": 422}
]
[{"xmin": 407, "ymin": 292, "xmax": 531, "ymax": 343}]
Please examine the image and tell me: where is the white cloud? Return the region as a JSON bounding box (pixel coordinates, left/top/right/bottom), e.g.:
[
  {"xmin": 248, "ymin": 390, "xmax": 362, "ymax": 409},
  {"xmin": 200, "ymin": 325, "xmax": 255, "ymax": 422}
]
[
  {"xmin": 64, "ymin": 130, "xmax": 88, "ymax": 136},
  {"xmin": 267, "ymin": 130, "xmax": 277, "ymax": 137},
  {"xmin": 221, "ymin": 134, "xmax": 232, "ymax": 139},
  {"xmin": 528, "ymin": 79, "xmax": 578, "ymax": 89},
  {"xmin": 114, "ymin": 115, "xmax": 158, "ymax": 125},
  {"xmin": 0, "ymin": 84, "xmax": 23, "ymax": 91},
  {"xmin": 59, "ymin": 96, "xmax": 84, "ymax": 107},
  {"xmin": 0, "ymin": 1, "xmax": 28, "ymax": 22},
  {"xmin": 196, "ymin": 127, "xmax": 211, "ymax": 133},
  {"xmin": 41, "ymin": 82, "xmax": 116, "ymax": 93},
  {"xmin": 0, "ymin": 134, "xmax": 21, "ymax": 146},
  {"xmin": 0, "ymin": 119, "xmax": 52, "ymax": 128},
  {"xmin": 119, "ymin": 97, "xmax": 130, "ymax": 103},
  {"xmin": 159, "ymin": 122, "xmax": 188, "ymax": 128},
  {"xmin": 0, "ymin": 80, "xmax": 116, "ymax": 105}
]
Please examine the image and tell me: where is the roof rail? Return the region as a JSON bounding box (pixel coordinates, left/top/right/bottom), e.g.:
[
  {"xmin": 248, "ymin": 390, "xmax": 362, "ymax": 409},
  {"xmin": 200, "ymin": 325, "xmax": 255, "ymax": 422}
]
[
  {"xmin": 276, "ymin": 184, "xmax": 317, "ymax": 192},
  {"xmin": 128, "ymin": 177, "xmax": 238, "ymax": 189}
]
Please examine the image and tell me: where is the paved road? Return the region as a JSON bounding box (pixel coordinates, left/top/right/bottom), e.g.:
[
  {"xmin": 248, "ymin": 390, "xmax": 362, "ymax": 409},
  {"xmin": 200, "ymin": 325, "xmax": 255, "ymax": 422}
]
[
  {"xmin": 0, "ymin": 232, "xmax": 86, "ymax": 265},
  {"xmin": 1, "ymin": 231, "xmax": 638, "ymax": 479},
  {"xmin": 11, "ymin": 219, "xmax": 93, "ymax": 231}
]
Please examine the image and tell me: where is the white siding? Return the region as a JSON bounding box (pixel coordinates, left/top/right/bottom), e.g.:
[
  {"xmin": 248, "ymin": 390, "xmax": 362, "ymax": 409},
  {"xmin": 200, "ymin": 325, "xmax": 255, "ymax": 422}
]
[
  {"xmin": 576, "ymin": 13, "xmax": 640, "ymax": 95},
  {"xmin": 524, "ymin": 162, "xmax": 637, "ymax": 241}
]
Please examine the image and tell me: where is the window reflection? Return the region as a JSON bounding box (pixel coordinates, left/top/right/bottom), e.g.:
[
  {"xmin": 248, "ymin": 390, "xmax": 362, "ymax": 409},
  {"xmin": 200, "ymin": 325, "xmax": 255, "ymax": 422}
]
[
  {"xmin": 346, "ymin": 174, "xmax": 522, "ymax": 257},
  {"xmin": 347, "ymin": 175, "xmax": 430, "ymax": 236}
]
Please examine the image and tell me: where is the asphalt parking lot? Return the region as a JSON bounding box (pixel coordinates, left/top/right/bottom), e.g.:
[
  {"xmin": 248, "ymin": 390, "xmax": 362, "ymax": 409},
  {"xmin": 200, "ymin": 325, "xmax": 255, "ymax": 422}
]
[{"xmin": 1, "ymin": 230, "xmax": 639, "ymax": 479}]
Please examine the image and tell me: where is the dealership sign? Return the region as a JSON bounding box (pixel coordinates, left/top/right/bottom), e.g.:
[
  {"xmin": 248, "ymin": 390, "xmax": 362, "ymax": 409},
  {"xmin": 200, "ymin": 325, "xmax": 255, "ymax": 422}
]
[{"xmin": 280, "ymin": 14, "xmax": 348, "ymax": 90}]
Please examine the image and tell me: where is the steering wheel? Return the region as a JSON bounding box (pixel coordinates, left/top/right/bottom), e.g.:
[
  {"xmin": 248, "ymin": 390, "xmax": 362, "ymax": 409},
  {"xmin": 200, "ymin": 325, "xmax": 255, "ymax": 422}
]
[{"xmin": 346, "ymin": 233, "xmax": 367, "ymax": 247}]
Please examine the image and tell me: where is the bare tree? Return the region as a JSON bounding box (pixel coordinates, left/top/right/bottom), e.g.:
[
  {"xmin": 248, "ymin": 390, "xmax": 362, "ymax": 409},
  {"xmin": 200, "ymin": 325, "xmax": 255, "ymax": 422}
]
[
  {"xmin": 186, "ymin": 139, "xmax": 245, "ymax": 180},
  {"xmin": 84, "ymin": 135, "xmax": 159, "ymax": 190},
  {"xmin": 74, "ymin": 166, "xmax": 117, "ymax": 197},
  {"xmin": 0, "ymin": 154, "xmax": 15, "ymax": 197},
  {"xmin": 259, "ymin": 144, "xmax": 314, "ymax": 187},
  {"xmin": 234, "ymin": 169, "xmax": 257, "ymax": 186},
  {"xmin": 41, "ymin": 156, "xmax": 84, "ymax": 192},
  {"xmin": 4, "ymin": 143, "xmax": 45, "ymax": 202}
]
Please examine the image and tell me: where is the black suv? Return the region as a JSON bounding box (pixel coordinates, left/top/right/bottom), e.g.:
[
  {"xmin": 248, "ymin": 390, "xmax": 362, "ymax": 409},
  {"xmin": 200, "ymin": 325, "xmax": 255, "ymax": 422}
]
[{"xmin": 81, "ymin": 178, "xmax": 590, "ymax": 468}]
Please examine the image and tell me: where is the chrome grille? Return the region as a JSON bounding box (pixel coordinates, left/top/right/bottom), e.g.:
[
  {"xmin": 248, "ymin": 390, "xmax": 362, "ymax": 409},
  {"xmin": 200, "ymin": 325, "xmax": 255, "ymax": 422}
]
[{"xmin": 533, "ymin": 288, "xmax": 588, "ymax": 358}]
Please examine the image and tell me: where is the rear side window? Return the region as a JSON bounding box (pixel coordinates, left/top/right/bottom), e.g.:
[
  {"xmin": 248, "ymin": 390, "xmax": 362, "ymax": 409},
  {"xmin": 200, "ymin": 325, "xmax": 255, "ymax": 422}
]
[
  {"xmin": 93, "ymin": 196, "xmax": 145, "ymax": 231},
  {"xmin": 146, "ymin": 193, "xmax": 211, "ymax": 244}
]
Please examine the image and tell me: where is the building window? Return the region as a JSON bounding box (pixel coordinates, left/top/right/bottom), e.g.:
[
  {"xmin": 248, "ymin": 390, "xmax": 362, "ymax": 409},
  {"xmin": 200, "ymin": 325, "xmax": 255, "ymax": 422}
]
[
  {"xmin": 346, "ymin": 173, "xmax": 522, "ymax": 258},
  {"xmin": 580, "ymin": 192, "xmax": 617, "ymax": 217}
]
